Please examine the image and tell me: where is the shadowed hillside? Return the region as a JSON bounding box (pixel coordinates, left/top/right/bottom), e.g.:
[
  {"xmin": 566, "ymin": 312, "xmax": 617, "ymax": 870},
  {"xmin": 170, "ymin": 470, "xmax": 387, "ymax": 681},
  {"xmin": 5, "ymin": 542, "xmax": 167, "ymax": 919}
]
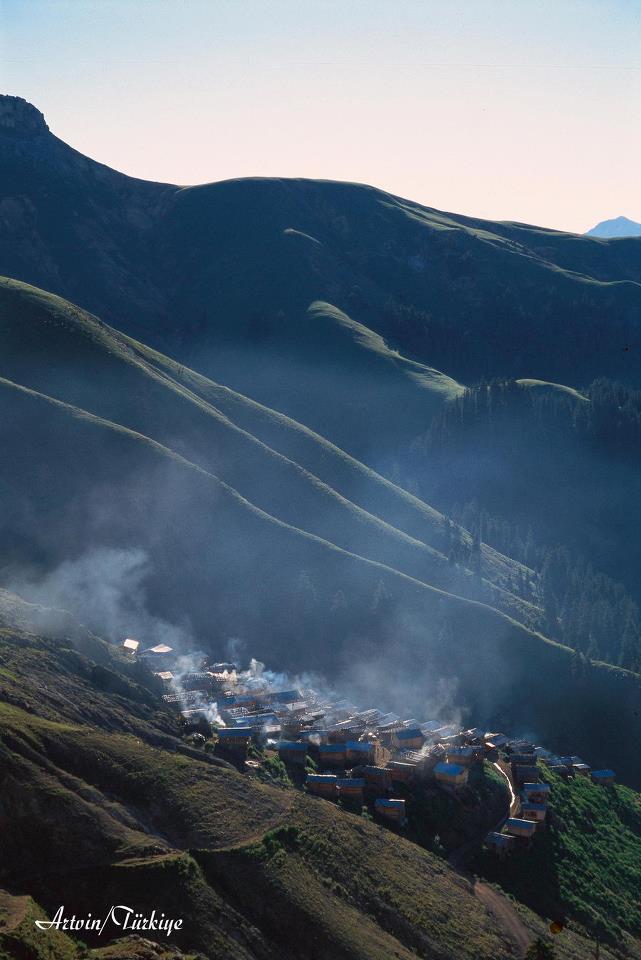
[
  {"xmin": 0, "ymin": 611, "xmax": 638, "ymax": 960},
  {"xmin": 3, "ymin": 95, "xmax": 641, "ymax": 464}
]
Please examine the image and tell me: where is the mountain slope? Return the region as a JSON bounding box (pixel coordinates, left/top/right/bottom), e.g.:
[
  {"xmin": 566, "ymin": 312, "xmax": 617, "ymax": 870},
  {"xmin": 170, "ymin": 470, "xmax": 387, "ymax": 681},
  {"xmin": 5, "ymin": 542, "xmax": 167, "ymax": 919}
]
[
  {"xmin": 0, "ymin": 612, "xmax": 637, "ymax": 960},
  {"xmin": 0, "ymin": 275, "xmax": 529, "ymax": 622},
  {"xmin": 586, "ymin": 215, "xmax": 641, "ymax": 238},
  {"xmin": 1, "ymin": 348, "xmax": 640, "ymax": 785},
  {"xmin": 3, "ymin": 94, "xmax": 641, "ymax": 463}
]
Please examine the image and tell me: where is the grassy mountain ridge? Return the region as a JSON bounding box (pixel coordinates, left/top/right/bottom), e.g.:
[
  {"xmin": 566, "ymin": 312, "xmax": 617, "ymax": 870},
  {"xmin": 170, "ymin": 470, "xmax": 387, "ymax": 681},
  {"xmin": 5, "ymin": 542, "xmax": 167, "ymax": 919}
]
[
  {"xmin": 1, "ymin": 368, "xmax": 640, "ymax": 787},
  {"xmin": 3, "ymin": 95, "xmax": 641, "ymax": 465},
  {"xmin": 0, "ymin": 275, "xmax": 534, "ymax": 620}
]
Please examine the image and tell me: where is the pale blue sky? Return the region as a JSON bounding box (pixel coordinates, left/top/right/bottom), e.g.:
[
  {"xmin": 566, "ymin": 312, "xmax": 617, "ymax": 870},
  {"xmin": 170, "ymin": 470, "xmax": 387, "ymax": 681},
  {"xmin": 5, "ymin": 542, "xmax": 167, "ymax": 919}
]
[{"xmin": 2, "ymin": 0, "xmax": 640, "ymax": 231}]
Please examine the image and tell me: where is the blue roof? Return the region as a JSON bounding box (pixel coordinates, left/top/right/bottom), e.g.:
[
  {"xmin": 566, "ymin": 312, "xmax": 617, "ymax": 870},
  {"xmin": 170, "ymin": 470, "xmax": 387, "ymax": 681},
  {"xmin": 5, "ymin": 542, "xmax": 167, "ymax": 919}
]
[
  {"xmin": 434, "ymin": 761, "xmax": 465, "ymax": 776},
  {"xmin": 306, "ymin": 774, "xmax": 337, "ymax": 784},
  {"xmin": 592, "ymin": 769, "xmax": 615, "ymax": 778},
  {"xmin": 319, "ymin": 743, "xmax": 346, "ymax": 753},
  {"xmin": 396, "ymin": 728, "xmax": 423, "ymax": 740},
  {"xmin": 278, "ymin": 741, "xmax": 307, "ymax": 751},
  {"xmin": 218, "ymin": 727, "xmax": 252, "ymax": 737},
  {"xmin": 506, "ymin": 818, "xmax": 536, "ymax": 829},
  {"xmin": 336, "ymin": 778, "xmax": 366, "ymax": 788},
  {"xmin": 346, "ymin": 741, "xmax": 373, "ymax": 751},
  {"xmin": 271, "ymin": 690, "xmax": 302, "ymax": 703},
  {"xmin": 375, "ymin": 798, "xmax": 405, "ymax": 808},
  {"xmin": 523, "ymin": 782, "xmax": 550, "ymax": 791}
]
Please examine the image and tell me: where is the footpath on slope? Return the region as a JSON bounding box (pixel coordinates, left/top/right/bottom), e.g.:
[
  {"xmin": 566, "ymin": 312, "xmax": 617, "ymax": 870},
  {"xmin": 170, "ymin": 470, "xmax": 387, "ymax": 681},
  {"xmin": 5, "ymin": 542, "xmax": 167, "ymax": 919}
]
[{"xmin": 448, "ymin": 761, "xmax": 531, "ymax": 957}]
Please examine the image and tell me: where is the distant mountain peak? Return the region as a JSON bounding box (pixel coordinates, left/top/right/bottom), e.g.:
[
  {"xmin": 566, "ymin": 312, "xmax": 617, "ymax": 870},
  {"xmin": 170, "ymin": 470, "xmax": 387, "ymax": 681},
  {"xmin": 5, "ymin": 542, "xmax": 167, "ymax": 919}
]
[
  {"xmin": 0, "ymin": 95, "xmax": 49, "ymax": 138},
  {"xmin": 586, "ymin": 215, "xmax": 641, "ymax": 238}
]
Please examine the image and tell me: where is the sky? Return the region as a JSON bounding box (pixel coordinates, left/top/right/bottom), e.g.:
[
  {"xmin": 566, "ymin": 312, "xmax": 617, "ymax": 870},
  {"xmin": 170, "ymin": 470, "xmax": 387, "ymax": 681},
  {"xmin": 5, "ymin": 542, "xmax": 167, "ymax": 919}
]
[{"xmin": 2, "ymin": 0, "xmax": 641, "ymax": 233}]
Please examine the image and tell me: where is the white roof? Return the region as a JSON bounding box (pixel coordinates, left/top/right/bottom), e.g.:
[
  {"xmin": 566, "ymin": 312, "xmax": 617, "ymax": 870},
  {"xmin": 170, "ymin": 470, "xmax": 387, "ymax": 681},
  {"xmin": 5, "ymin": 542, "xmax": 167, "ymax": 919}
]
[
  {"xmin": 123, "ymin": 638, "xmax": 139, "ymax": 651},
  {"xmin": 141, "ymin": 643, "xmax": 173, "ymax": 655},
  {"xmin": 155, "ymin": 671, "xmax": 174, "ymax": 681}
]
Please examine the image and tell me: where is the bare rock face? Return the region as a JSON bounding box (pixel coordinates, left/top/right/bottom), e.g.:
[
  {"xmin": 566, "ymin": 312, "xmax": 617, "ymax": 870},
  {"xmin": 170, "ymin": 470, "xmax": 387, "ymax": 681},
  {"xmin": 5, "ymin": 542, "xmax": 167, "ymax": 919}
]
[{"xmin": 0, "ymin": 95, "xmax": 49, "ymax": 137}]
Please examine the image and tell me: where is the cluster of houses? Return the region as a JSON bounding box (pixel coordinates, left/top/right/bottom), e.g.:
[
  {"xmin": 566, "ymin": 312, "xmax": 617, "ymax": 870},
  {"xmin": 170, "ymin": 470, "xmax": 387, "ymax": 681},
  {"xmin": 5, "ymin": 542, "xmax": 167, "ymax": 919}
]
[
  {"xmin": 485, "ymin": 740, "xmax": 616, "ymax": 857},
  {"xmin": 121, "ymin": 640, "xmax": 617, "ymax": 843}
]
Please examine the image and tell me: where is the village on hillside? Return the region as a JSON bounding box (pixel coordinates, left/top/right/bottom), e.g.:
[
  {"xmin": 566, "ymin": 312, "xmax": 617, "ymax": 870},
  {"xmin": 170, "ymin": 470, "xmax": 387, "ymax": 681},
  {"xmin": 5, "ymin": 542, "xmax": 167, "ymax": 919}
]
[{"xmin": 125, "ymin": 637, "xmax": 617, "ymax": 858}]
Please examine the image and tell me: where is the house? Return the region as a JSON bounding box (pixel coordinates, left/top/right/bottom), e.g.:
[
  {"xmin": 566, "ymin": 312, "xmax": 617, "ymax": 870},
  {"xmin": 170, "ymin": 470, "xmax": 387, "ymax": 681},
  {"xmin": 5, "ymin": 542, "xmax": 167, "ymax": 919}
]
[
  {"xmin": 270, "ymin": 689, "xmax": 303, "ymax": 704},
  {"xmin": 522, "ymin": 802, "xmax": 547, "ymax": 823},
  {"xmin": 522, "ymin": 782, "xmax": 551, "ymax": 804},
  {"xmin": 513, "ymin": 764, "xmax": 540, "ymax": 786},
  {"xmin": 216, "ymin": 727, "xmax": 252, "ymax": 751},
  {"xmin": 434, "ymin": 761, "xmax": 469, "ymax": 791},
  {"xmin": 346, "ymin": 740, "xmax": 375, "ymax": 764},
  {"xmin": 139, "ymin": 643, "xmax": 173, "ymax": 658},
  {"xmin": 484, "ymin": 732, "xmax": 509, "ymax": 749},
  {"xmin": 485, "ymin": 832, "xmax": 515, "ymax": 858},
  {"xmin": 509, "ymin": 753, "xmax": 537, "ymax": 767},
  {"xmin": 392, "ymin": 727, "xmax": 424, "ymax": 750},
  {"xmin": 318, "ymin": 743, "xmax": 347, "ymax": 767},
  {"xmin": 386, "ymin": 761, "xmax": 417, "ymax": 783},
  {"xmin": 572, "ymin": 762, "xmax": 591, "ymax": 777},
  {"xmin": 547, "ymin": 764, "xmax": 572, "ymax": 779},
  {"xmin": 504, "ymin": 817, "xmax": 537, "ymax": 839},
  {"xmin": 591, "ymin": 769, "xmax": 615, "ymax": 785},
  {"xmin": 362, "ymin": 765, "xmax": 393, "ymax": 791},
  {"xmin": 374, "ymin": 798, "xmax": 406, "ymax": 824},
  {"xmin": 306, "ymin": 774, "xmax": 338, "ymax": 798},
  {"xmin": 122, "ymin": 638, "xmax": 139, "ymax": 655},
  {"xmin": 336, "ymin": 778, "xmax": 366, "ymax": 802},
  {"xmin": 154, "ymin": 671, "xmax": 174, "ymax": 683},
  {"xmin": 277, "ymin": 741, "xmax": 308, "ymax": 764},
  {"xmin": 445, "ymin": 745, "xmax": 479, "ymax": 766}
]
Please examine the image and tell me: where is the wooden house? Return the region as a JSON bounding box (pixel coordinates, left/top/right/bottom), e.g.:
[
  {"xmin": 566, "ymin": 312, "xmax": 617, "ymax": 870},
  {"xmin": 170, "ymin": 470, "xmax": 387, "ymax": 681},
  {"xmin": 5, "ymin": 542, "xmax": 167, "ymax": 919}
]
[
  {"xmin": 392, "ymin": 727, "xmax": 424, "ymax": 751},
  {"xmin": 547, "ymin": 764, "xmax": 572, "ymax": 779},
  {"xmin": 362, "ymin": 765, "xmax": 393, "ymax": 791},
  {"xmin": 513, "ymin": 764, "xmax": 540, "ymax": 786},
  {"xmin": 591, "ymin": 769, "xmax": 615, "ymax": 785},
  {"xmin": 306, "ymin": 773, "xmax": 338, "ymax": 798},
  {"xmin": 386, "ymin": 761, "xmax": 417, "ymax": 784},
  {"xmin": 434, "ymin": 761, "xmax": 468, "ymax": 791},
  {"xmin": 485, "ymin": 831, "xmax": 515, "ymax": 858},
  {"xmin": 445, "ymin": 745, "xmax": 479, "ymax": 767},
  {"xmin": 505, "ymin": 817, "xmax": 537, "ymax": 839},
  {"xmin": 522, "ymin": 802, "xmax": 547, "ymax": 822},
  {"xmin": 216, "ymin": 727, "xmax": 253, "ymax": 751},
  {"xmin": 318, "ymin": 743, "xmax": 347, "ymax": 767},
  {"xmin": 346, "ymin": 740, "xmax": 376, "ymax": 764},
  {"xmin": 277, "ymin": 741, "xmax": 308, "ymax": 765},
  {"xmin": 573, "ymin": 762, "xmax": 591, "ymax": 777},
  {"xmin": 522, "ymin": 782, "xmax": 550, "ymax": 804},
  {"xmin": 374, "ymin": 798, "xmax": 406, "ymax": 824},
  {"xmin": 336, "ymin": 778, "xmax": 365, "ymax": 802}
]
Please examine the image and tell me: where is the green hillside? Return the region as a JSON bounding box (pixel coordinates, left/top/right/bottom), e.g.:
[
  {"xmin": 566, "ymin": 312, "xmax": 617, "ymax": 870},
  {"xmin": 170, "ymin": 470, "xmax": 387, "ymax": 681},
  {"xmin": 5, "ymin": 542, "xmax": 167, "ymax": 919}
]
[
  {"xmin": 476, "ymin": 767, "xmax": 641, "ymax": 950},
  {"xmin": 3, "ymin": 94, "xmax": 641, "ymax": 465},
  {"xmin": 0, "ymin": 612, "xmax": 638, "ymax": 960}
]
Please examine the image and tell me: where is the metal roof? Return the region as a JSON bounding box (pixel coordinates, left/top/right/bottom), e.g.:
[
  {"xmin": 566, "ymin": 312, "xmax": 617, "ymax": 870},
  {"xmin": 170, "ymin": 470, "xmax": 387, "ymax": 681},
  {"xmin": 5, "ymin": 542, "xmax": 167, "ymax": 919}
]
[{"xmin": 434, "ymin": 761, "xmax": 465, "ymax": 776}]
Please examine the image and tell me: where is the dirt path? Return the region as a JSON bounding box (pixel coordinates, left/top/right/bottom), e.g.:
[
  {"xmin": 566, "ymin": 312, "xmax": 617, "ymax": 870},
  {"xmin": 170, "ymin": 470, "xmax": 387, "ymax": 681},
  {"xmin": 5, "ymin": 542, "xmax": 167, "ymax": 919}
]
[
  {"xmin": 447, "ymin": 762, "xmax": 531, "ymax": 957},
  {"xmin": 493, "ymin": 761, "xmax": 521, "ymax": 819},
  {"xmin": 474, "ymin": 880, "xmax": 532, "ymax": 956}
]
